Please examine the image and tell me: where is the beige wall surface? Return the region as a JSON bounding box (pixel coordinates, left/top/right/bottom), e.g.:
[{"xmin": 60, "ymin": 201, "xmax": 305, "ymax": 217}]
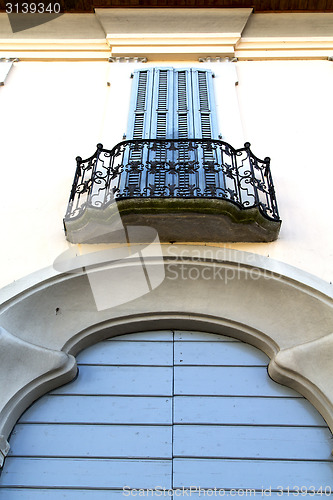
[
  {"xmin": 0, "ymin": 60, "xmax": 110, "ymax": 286},
  {"xmin": 0, "ymin": 10, "xmax": 332, "ymax": 289},
  {"xmin": 95, "ymin": 8, "xmax": 252, "ymax": 36},
  {"xmin": 241, "ymin": 12, "xmax": 333, "ymax": 39},
  {"xmin": 224, "ymin": 59, "xmax": 333, "ymax": 283},
  {"xmin": 0, "ymin": 57, "xmax": 332, "ymax": 287}
]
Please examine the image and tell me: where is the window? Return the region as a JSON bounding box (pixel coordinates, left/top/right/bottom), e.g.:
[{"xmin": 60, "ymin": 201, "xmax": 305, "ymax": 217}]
[
  {"xmin": 124, "ymin": 67, "xmax": 219, "ymax": 195},
  {"xmin": 64, "ymin": 65, "xmax": 281, "ymax": 243},
  {"xmin": 127, "ymin": 67, "xmax": 218, "ymax": 140}
]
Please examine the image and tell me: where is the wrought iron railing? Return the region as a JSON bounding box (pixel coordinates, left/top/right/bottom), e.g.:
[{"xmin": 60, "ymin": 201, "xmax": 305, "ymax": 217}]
[{"xmin": 65, "ymin": 139, "xmax": 280, "ymax": 222}]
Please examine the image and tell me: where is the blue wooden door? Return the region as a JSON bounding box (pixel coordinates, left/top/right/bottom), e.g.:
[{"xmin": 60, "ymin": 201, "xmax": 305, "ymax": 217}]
[{"xmin": 1, "ymin": 331, "xmax": 332, "ymax": 498}]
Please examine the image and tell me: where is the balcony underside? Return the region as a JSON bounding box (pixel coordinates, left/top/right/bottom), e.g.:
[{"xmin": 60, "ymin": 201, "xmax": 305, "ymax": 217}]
[{"xmin": 64, "ymin": 198, "xmax": 281, "ymax": 244}]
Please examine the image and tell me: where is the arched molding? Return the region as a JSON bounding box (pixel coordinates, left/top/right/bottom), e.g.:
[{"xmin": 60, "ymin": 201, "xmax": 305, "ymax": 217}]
[{"xmin": 0, "ymin": 245, "xmax": 332, "ymax": 464}]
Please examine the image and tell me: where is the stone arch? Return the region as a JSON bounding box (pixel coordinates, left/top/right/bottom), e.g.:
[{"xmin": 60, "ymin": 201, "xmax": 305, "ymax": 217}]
[{"xmin": 0, "ymin": 246, "xmax": 332, "ymax": 464}]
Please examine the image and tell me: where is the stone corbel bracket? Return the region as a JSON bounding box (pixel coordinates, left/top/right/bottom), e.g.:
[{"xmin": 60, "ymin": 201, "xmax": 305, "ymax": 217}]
[
  {"xmin": 0, "ymin": 327, "xmax": 76, "ymax": 465},
  {"xmin": 269, "ymin": 333, "xmax": 333, "ymax": 428},
  {"xmin": 0, "ymin": 58, "xmax": 19, "ymax": 85}
]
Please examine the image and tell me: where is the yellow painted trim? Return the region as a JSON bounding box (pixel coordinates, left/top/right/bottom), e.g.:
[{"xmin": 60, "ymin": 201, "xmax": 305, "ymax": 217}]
[
  {"xmin": 235, "ymin": 49, "xmax": 333, "ymax": 60},
  {"xmin": 0, "ymin": 51, "xmax": 111, "ymax": 61},
  {"xmin": 111, "ymin": 45, "xmax": 235, "ymax": 55}
]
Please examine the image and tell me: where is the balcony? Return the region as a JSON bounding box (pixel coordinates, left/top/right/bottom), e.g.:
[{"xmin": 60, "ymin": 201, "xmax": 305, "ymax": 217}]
[{"xmin": 64, "ymin": 139, "xmax": 281, "ymax": 244}]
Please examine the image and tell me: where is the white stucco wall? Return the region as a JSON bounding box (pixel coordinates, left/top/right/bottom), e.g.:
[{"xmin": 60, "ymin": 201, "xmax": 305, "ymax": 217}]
[
  {"xmin": 225, "ymin": 59, "xmax": 333, "ymax": 282},
  {"xmin": 0, "ymin": 56, "xmax": 332, "ymax": 287},
  {"xmin": 0, "ymin": 60, "xmax": 109, "ymax": 285}
]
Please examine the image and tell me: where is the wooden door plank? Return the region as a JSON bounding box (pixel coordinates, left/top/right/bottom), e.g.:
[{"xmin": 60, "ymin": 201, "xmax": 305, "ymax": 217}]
[
  {"xmin": 0, "ymin": 489, "xmax": 329, "ymax": 499},
  {"xmin": 174, "ymin": 366, "xmax": 298, "ymax": 397},
  {"xmin": 20, "ymin": 396, "xmax": 172, "ymax": 424},
  {"xmin": 167, "ymin": 494, "xmax": 329, "ymax": 499},
  {"xmin": 174, "ymin": 396, "xmax": 327, "ymax": 426},
  {"xmin": 174, "ymin": 331, "xmax": 240, "ymax": 342},
  {"xmin": 52, "ymin": 366, "xmax": 173, "ymax": 396},
  {"xmin": 174, "ymin": 342, "xmax": 268, "ymax": 366},
  {"xmin": 77, "ymin": 341, "xmax": 173, "ymax": 366},
  {"xmin": 173, "ymin": 458, "xmax": 333, "ymax": 489},
  {"xmin": 173, "ymin": 425, "xmax": 333, "ymax": 460},
  {"xmin": 1, "ymin": 458, "xmax": 172, "ymax": 489},
  {"xmin": 9, "ymin": 424, "xmax": 173, "ymax": 459},
  {"xmin": 0, "ymin": 490, "xmax": 147, "ymax": 500}
]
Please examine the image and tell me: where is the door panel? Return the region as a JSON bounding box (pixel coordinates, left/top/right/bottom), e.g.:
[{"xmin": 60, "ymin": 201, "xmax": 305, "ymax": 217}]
[{"xmin": 1, "ymin": 330, "xmax": 332, "ymax": 498}]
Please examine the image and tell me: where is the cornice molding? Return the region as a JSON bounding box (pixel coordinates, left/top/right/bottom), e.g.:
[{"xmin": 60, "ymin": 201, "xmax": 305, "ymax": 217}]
[{"xmin": 0, "ymin": 11, "xmax": 333, "ymax": 60}]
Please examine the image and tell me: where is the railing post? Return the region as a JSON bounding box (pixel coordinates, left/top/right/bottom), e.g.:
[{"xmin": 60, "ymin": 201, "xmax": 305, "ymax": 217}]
[
  {"xmin": 265, "ymin": 156, "xmax": 280, "ymax": 220},
  {"xmin": 66, "ymin": 156, "xmax": 82, "ymax": 217},
  {"xmin": 197, "ymin": 140, "xmax": 206, "ymax": 196},
  {"xmin": 244, "ymin": 142, "xmax": 260, "ymax": 207},
  {"xmin": 71, "ymin": 156, "xmax": 82, "ymax": 201},
  {"xmin": 95, "ymin": 143, "xmax": 103, "ymax": 174}
]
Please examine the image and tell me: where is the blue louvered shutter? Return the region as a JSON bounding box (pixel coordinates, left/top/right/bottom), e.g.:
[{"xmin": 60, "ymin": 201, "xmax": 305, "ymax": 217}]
[
  {"xmin": 174, "ymin": 69, "xmax": 195, "ymax": 139},
  {"xmin": 149, "ymin": 68, "xmax": 174, "ymax": 194},
  {"xmin": 127, "ymin": 69, "xmax": 154, "ymax": 140},
  {"xmin": 127, "ymin": 68, "xmax": 218, "ymax": 141},
  {"xmin": 173, "ymin": 69, "xmax": 194, "ymax": 193},
  {"xmin": 192, "ymin": 69, "xmax": 217, "ymax": 139},
  {"xmin": 150, "ymin": 68, "xmax": 174, "ymax": 139},
  {"xmin": 191, "ymin": 69, "xmax": 219, "ymax": 192},
  {"xmin": 123, "ymin": 69, "xmax": 154, "ymax": 195},
  {"xmin": 125, "ymin": 67, "xmax": 219, "ymax": 197}
]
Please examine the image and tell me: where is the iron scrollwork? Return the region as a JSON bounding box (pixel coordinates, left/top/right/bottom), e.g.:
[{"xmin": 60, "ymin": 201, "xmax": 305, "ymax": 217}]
[{"xmin": 65, "ymin": 139, "xmax": 280, "ymax": 223}]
